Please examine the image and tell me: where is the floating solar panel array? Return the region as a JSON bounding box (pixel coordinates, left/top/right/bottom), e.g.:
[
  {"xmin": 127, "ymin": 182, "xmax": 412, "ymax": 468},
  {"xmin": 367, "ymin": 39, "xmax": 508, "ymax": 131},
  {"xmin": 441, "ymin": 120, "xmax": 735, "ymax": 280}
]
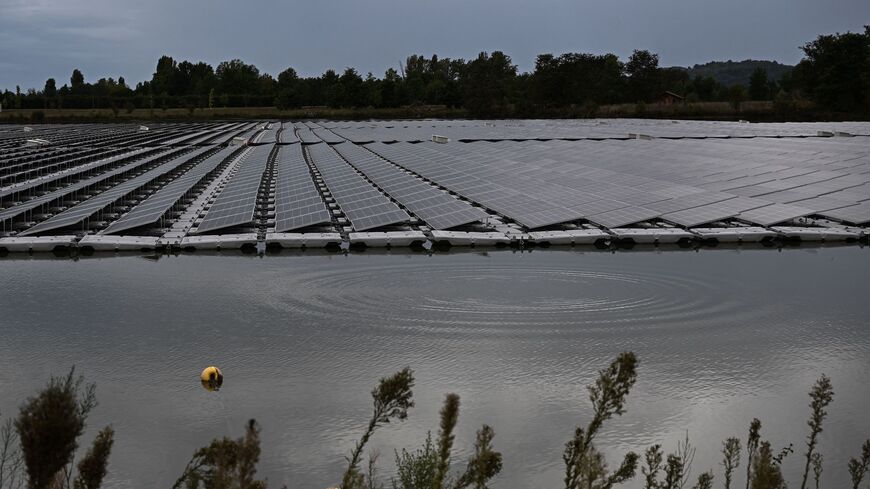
[
  {"xmin": 311, "ymin": 128, "xmax": 346, "ymax": 144},
  {"xmin": 252, "ymin": 123, "xmax": 279, "ymax": 145},
  {"xmin": 324, "ymin": 119, "xmax": 870, "ymax": 143},
  {"xmin": 194, "ymin": 145, "xmax": 271, "ymax": 233},
  {"xmin": 0, "ymin": 148, "xmax": 172, "ymax": 225},
  {"xmin": 273, "ymin": 144, "xmax": 333, "ymax": 232},
  {"xmin": 333, "ymin": 143, "xmax": 488, "ymax": 230},
  {"xmin": 103, "ymin": 146, "xmax": 238, "ymax": 234},
  {"xmin": 294, "ymin": 124, "xmax": 322, "ymax": 144},
  {"xmin": 1, "ymin": 148, "xmax": 152, "ymax": 199},
  {"xmin": 2, "ymin": 121, "xmax": 869, "ymax": 240},
  {"xmin": 364, "ymin": 135, "xmax": 870, "ymax": 228},
  {"xmin": 306, "ymin": 143, "xmax": 410, "ymax": 231},
  {"xmin": 19, "ymin": 147, "xmax": 215, "ymax": 236},
  {"xmin": 368, "ymin": 142, "xmax": 585, "ymax": 229},
  {"xmin": 279, "ymin": 127, "xmax": 300, "ymax": 144}
]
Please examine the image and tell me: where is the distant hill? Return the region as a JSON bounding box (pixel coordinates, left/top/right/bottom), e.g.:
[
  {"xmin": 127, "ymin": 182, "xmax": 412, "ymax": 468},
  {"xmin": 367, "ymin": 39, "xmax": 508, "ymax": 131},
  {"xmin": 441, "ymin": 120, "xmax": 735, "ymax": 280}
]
[{"xmin": 674, "ymin": 60, "xmax": 794, "ymax": 87}]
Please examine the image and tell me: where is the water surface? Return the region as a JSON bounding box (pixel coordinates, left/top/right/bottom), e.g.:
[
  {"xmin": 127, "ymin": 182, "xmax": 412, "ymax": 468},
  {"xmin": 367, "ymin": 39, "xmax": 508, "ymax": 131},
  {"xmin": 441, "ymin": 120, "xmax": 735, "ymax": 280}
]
[{"xmin": 1, "ymin": 247, "xmax": 869, "ymax": 488}]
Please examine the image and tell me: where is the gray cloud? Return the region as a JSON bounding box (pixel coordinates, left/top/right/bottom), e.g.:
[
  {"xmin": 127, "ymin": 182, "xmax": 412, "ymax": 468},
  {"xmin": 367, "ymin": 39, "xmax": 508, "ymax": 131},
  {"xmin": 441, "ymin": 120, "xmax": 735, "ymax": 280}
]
[{"xmin": 2, "ymin": 0, "xmax": 869, "ymax": 91}]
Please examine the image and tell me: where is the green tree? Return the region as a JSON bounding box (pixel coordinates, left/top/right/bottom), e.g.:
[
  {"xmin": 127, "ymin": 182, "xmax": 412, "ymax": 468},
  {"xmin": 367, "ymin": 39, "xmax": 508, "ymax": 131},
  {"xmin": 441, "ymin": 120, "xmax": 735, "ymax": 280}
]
[
  {"xmin": 625, "ymin": 50, "xmax": 661, "ymax": 102},
  {"xmin": 14, "ymin": 368, "xmax": 112, "ymax": 489},
  {"xmin": 434, "ymin": 394, "xmax": 459, "ymax": 489},
  {"xmin": 276, "ymin": 67, "xmax": 300, "ymax": 108},
  {"xmin": 1, "ymin": 414, "xmax": 24, "ymax": 489},
  {"xmin": 810, "ymin": 453, "xmax": 822, "ymax": 489},
  {"xmin": 793, "ymin": 26, "xmax": 870, "ymax": 112},
  {"xmin": 174, "ymin": 420, "xmax": 265, "ymax": 489},
  {"xmin": 393, "ymin": 433, "xmax": 437, "ymax": 489},
  {"xmin": 750, "ymin": 442, "xmax": 786, "ymax": 489},
  {"xmin": 749, "ymin": 68, "xmax": 770, "ymax": 100},
  {"xmin": 461, "ymin": 51, "xmax": 517, "ymax": 116},
  {"xmin": 693, "ymin": 472, "xmax": 714, "ymax": 489},
  {"xmin": 216, "ymin": 60, "xmax": 261, "ymax": 97},
  {"xmin": 151, "ymin": 55, "xmax": 177, "ymax": 96},
  {"xmin": 454, "ymin": 425, "xmax": 501, "ymax": 489},
  {"xmin": 70, "ymin": 70, "xmax": 85, "ymax": 94},
  {"xmin": 799, "ymin": 375, "xmax": 833, "ymax": 489},
  {"xmin": 339, "ymin": 68, "xmax": 365, "ymax": 107},
  {"xmin": 728, "ymin": 84, "xmax": 747, "ymax": 110},
  {"xmin": 563, "ymin": 352, "xmax": 640, "ymax": 489},
  {"xmin": 342, "ymin": 368, "xmax": 415, "ymax": 489},
  {"xmin": 745, "ymin": 419, "xmax": 761, "ymax": 489},
  {"xmin": 73, "ymin": 427, "xmax": 114, "ymax": 489},
  {"xmin": 722, "ymin": 438, "xmax": 741, "ymax": 489},
  {"xmin": 43, "ymin": 79, "xmax": 57, "ymax": 99},
  {"xmin": 848, "ymin": 440, "xmax": 870, "ymax": 489},
  {"xmin": 642, "ymin": 445, "xmax": 663, "ymax": 489}
]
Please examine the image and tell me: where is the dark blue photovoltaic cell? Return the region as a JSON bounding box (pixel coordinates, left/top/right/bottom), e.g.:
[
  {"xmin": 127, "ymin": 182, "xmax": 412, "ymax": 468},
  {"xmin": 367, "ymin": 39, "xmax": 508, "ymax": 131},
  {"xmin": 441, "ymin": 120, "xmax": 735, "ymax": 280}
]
[
  {"xmin": 306, "ymin": 143, "xmax": 409, "ymax": 231},
  {"xmin": 332, "ymin": 143, "xmax": 486, "ymax": 230},
  {"xmin": 273, "ymin": 145, "xmax": 332, "ymax": 232},
  {"xmin": 103, "ymin": 146, "xmax": 237, "ymax": 234},
  {"xmin": 194, "ymin": 145, "xmax": 271, "ymax": 233},
  {"xmin": 19, "ymin": 147, "xmax": 214, "ymax": 236}
]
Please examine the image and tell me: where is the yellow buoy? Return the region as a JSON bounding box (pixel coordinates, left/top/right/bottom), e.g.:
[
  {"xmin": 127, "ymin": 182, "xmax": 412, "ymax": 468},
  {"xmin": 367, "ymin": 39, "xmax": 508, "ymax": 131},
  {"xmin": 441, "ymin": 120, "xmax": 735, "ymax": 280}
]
[{"xmin": 200, "ymin": 366, "xmax": 223, "ymax": 391}]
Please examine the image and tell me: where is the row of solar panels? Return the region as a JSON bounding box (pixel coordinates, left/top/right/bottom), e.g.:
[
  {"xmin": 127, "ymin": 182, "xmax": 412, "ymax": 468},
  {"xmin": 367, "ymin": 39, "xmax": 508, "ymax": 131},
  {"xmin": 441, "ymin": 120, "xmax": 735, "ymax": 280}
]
[
  {"xmin": 3, "ymin": 134, "xmax": 869, "ymax": 237},
  {"xmin": 17, "ymin": 147, "xmax": 217, "ymax": 236},
  {"xmin": 377, "ymin": 137, "xmax": 869, "ymax": 227},
  {"xmin": 323, "ymin": 119, "xmax": 870, "ymax": 143},
  {"xmin": 192, "ymin": 141, "xmax": 488, "ymax": 234},
  {"xmin": 0, "ymin": 123, "xmax": 256, "ymax": 192}
]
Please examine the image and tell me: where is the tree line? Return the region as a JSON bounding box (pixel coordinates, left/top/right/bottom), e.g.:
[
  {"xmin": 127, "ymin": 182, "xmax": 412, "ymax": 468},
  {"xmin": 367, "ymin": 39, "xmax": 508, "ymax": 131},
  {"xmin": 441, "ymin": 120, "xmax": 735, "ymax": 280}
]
[
  {"xmin": 1, "ymin": 26, "xmax": 868, "ymax": 117},
  {"xmin": 2, "ymin": 355, "xmax": 870, "ymax": 489}
]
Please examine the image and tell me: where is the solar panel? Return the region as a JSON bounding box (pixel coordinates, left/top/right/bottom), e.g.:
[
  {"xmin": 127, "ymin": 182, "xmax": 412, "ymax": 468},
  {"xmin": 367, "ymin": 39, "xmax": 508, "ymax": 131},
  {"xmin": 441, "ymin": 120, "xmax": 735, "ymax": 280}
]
[
  {"xmin": 662, "ymin": 206, "xmax": 741, "ymax": 228},
  {"xmin": 306, "ymin": 143, "xmax": 409, "ymax": 231},
  {"xmin": 0, "ymin": 148, "xmax": 175, "ymax": 224},
  {"xmin": 19, "ymin": 146, "xmax": 215, "ymax": 236},
  {"xmin": 295, "ymin": 124, "xmax": 322, "ymax": 144},
  {"xmin": 367, "ymin": 142, "xmax": 582, "ymax": 229},
  {"xmin": 194, "ymin": 145, "xmax": 271, "ymax": 234},
  {"xmin": 312, "ymin": 128, "xmax": 346, "ymax": 144},
  {"xmin": 273, "ymin": 144, "xmax": 333, "ymax": 232},
  {"xmin": 332, "ymin": 143, "xmax": 487, "ymax": 230},
  {"xmin": 819, "ymin": 201, "xmax": 870, "ymax": 224},
  {"xmin": 738, "ymin": 203, "xmax": 814, "ymax": 226},
  {"xmin": 6, "ymin": 122, "xmax": 870, "ymax": 238},
  {"xmin": 279, "ymin": 124, "xmax": 300, "ymax": 144},
  {"xmin": 102, "ymin": 146, "xmax": 237, "ymax": 234},
  {"xmin": 588, "ymin": 206, "xmax": 660, "ymax": 228},
  {"xmin": 662, "ymin": 197, "xmax": 772, "ymax": 227},
  {"xmin": 1, "ymin": 148, "xmax": 153, "ymax": 200},
  {"xmin": 646, "ymin": 192, "xmax": 736, "ymax": 214}
]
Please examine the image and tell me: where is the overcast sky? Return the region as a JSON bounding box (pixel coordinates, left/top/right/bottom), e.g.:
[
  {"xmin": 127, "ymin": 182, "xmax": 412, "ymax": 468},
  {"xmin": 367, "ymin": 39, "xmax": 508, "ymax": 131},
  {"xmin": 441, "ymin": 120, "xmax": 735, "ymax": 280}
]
[{"xmin": 2, "ymin": 0, "xmax": 869, "ymax": 91}]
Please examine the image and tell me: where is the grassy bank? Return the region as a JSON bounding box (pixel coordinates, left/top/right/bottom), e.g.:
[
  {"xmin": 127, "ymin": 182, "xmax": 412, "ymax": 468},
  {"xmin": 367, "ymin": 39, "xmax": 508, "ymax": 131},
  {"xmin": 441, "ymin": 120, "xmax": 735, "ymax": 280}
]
[{"xmin": 1, "ymin": 101, "xmax": 866, "ymax": 124}]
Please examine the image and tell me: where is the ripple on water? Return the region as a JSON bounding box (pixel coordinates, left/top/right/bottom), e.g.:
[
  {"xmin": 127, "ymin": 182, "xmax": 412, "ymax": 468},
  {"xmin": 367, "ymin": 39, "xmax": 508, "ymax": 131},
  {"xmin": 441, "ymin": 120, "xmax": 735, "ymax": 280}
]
[{"xmin": 253, "ymin": 262, "xmax": 756, "ymax": 335}]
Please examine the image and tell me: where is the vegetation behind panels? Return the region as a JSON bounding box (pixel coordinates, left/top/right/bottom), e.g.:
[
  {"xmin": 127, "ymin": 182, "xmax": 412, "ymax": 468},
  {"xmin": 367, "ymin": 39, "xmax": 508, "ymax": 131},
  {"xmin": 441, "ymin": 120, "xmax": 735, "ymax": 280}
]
[{"xmin": 1, "ymin": 26, "xmax": 868, "ymax": 122}]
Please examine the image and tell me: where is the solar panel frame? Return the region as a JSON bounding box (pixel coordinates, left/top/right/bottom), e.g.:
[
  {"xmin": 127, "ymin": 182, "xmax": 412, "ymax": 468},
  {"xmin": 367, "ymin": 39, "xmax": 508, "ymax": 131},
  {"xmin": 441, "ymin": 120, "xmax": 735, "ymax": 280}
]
[
  {"xmin": 818, "ymin": 201, "xmax": 870, "ymax": 224},
  {"xmin": 19, "ymin": 147, "xmax": 215, "ymax": 236},
  {"xmin": 331, "ymin": 143, "xmax": 487, "ymax": 230},
  {"xmin": 102, "ymin": 146, "xmax": 237, "ymax": 234},
  {"xmin": 738, "ymin": 203, "xmax": 815, "ymax": 226},
  {"xmin": 587, "ymin": 206, "xmax": 661, "ymax": 228},
  {"xmin": 273, "ymin": 144, "xmax": 333, "ymax": 232},
  {"xmin": 194, "ymin": 145, "xmax": 271, "ymax": 234},
  {"xmin": 306, "ymin": 143, "xmax": 409, "ymax": 231}
]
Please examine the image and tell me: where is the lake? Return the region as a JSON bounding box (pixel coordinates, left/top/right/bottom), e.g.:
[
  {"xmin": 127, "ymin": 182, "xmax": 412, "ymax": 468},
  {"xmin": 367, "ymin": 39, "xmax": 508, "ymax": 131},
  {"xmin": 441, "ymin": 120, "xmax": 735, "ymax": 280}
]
[{"xmin": 1, "ymin": 246, "xmax": 869, "ymax": 489}]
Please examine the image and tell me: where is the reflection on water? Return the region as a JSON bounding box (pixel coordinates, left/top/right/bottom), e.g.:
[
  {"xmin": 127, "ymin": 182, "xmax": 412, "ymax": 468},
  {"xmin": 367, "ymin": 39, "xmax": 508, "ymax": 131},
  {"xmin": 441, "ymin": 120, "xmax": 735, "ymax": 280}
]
[{"xmin": 1, "ymin": 247, "xmax": 869, "ymax": 489}]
